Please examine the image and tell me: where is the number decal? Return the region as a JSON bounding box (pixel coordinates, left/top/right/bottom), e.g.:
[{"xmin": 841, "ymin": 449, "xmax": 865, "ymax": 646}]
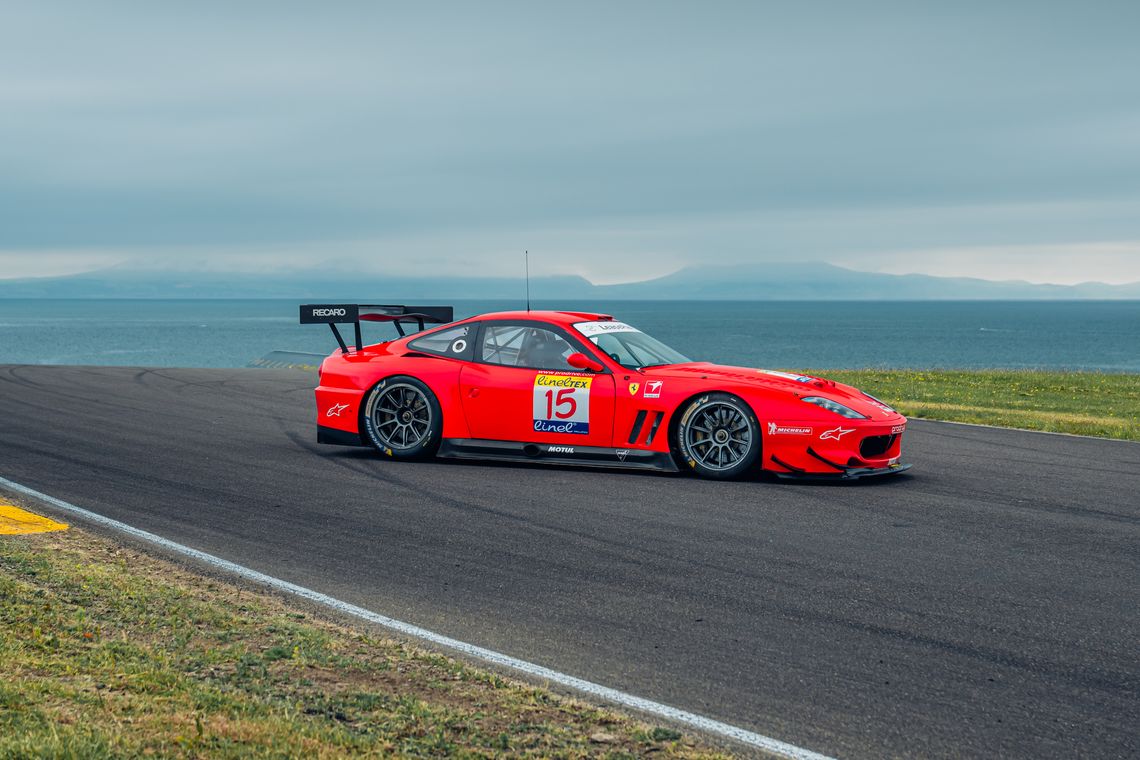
[
  {"xmin": 533, "ymin": 374, "xmax": 591, "ymax": 434},
  {"xmin": 544, "ymin": 388, "xmax": 578, "ymax": 419}
]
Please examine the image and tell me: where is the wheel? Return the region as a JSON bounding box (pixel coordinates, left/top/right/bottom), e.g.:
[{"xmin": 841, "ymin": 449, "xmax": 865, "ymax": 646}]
[
  {"xmin": 674, "ymin": 393, "xmax": 761, "ymax": 480},
  {"xmin": 361, "ymin": 376, "xmax": 443, "ymax": 460}
]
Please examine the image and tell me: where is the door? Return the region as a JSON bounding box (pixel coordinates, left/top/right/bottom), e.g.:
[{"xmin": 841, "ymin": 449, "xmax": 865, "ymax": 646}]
[{"xmin": 459, "ymin": 321, "xmax": 616, "ymax": 446}]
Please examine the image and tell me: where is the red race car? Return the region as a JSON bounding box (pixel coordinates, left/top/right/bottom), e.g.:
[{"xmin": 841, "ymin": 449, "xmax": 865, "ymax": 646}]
[{"xmin": 300, "ymin": 304, "xmax": 911, "ymax": 480}]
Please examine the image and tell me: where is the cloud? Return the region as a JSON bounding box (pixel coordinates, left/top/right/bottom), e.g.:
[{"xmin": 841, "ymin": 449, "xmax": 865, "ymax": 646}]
[{"xmin": 1, "ymin": 1, "xmax": 1139, "ymax": 284}]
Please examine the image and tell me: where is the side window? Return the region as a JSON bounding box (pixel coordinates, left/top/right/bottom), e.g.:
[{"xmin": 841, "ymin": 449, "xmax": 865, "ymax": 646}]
[
  {"xmin": 481, "ymin": 325, "xmax": 575, "ymax": 370},
  {"xmin": 408, "ymin": 324, "xmax": 474, "ymax": 359}
]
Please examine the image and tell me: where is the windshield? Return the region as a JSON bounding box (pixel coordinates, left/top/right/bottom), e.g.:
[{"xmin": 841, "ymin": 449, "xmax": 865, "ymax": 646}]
[{"xmin": 573, "ymin": 321, "xmax": 691, "ymax": 369}]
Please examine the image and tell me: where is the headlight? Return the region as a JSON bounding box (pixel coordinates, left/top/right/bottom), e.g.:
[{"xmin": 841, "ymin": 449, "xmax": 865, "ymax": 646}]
[{"xmin": 802, "ymin": 396, "xmax": 867, "ymax": 419}]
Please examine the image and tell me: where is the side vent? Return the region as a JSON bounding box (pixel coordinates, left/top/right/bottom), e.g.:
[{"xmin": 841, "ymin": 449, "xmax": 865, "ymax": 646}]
[
  {"xmin": 627, "ymin": 410, "xmax": 648, "ymax": 444},
  {"xmin": 645, "ymin": 412, "xmax": 664, "ymax": 445}
]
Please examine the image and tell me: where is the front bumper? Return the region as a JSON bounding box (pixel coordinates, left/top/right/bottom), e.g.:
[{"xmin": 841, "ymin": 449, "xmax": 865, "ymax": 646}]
[{"xmin": 771, "ymin": 461, "xmax": 913, "ymax": 481}]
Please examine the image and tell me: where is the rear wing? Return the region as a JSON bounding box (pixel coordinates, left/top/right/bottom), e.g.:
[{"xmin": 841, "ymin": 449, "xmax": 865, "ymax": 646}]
[{"xmin": 299, "ymin": 303, "xmax": 454, "ymax": 354}]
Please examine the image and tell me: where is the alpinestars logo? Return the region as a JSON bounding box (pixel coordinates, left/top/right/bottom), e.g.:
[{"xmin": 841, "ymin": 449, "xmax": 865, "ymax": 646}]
[
  {"xmin": 820, "ymin": 427, "xmax": 854, "ymax": 441},
  {"xmin": 325, "ymin": 403, "xmax": 350, "ymax": 417}
]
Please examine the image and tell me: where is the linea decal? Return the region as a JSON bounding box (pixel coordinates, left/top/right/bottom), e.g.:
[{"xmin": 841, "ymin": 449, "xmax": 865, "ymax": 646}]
[{"xmin": 643, "ymin": 380, "xmax": 663, "ymax": 398}]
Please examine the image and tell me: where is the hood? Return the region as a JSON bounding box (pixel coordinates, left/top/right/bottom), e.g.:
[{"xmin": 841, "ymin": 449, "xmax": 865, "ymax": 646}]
[{"xmin": 641, "ymin": 362, "xmax": 897, "ymax": 419}]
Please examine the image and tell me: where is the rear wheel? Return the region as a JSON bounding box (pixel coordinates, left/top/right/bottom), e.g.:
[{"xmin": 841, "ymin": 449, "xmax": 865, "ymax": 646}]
[
  {"xmin": 674, "ymin": 393, "xmax": 761, "ymax": 480},
  {"xmin": 361, "ymin": 376, "xmax": 442, "ymax": 460}
]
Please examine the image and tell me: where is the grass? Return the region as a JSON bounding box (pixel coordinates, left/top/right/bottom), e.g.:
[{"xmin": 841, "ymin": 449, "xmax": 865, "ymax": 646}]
[
  {"xmin": 805, "ymin": 370, "xmax": 1140, "ymax": 441},
  {"xmin": 0, "ymin": 528, "xmax": 728, "ymax": 759}
]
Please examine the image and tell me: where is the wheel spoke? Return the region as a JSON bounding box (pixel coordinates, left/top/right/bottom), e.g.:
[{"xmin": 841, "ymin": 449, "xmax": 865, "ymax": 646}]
[
  {"xmin": 369, "ymin": 384, "xmax": 433, "ymax": 449},
  {"xmin": 684, "ymin": 401, "xmax": 755, "ymax": 471}
]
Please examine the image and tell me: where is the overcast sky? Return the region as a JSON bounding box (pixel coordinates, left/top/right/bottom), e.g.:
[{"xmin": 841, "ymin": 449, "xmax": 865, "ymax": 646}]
[{"xmin": 2, "ymin": 1, "xmax": 1139, "ymax": 285}]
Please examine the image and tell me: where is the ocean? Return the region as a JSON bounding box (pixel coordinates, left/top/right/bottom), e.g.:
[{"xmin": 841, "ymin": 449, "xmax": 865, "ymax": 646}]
[{"xmin": 0, "ymin": 299, "xmax": 1138, "ymax": 372}]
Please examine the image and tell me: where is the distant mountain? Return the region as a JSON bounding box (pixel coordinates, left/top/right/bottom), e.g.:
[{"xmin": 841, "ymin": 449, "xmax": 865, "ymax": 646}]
[{"xmin": 1, "ymin": 262, "xmax": 1138, "ymax": 300}]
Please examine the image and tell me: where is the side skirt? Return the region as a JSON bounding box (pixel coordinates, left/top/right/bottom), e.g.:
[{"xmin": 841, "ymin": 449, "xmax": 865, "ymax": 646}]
[{"xmin": 437, "ymin": 439, "xmax": 680, "ymax": 473}]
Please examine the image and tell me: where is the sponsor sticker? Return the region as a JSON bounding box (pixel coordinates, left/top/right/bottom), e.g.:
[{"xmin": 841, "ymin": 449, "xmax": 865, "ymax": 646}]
[
  {"xmin": 768, "ymin": 422, "xmax": 813, "ymax": 436},
  {"xmin": 616, "ymin": 449, "xmax": 629, "ymax": 462},
  {"xmin": 533, "ymin": 374, "xmax": 592, "ymax": 434},
  {"xmin": 820, "ymin": 427, "xmax": 855, "ymax": 441},
  {"xmin": 573, "ymin": 321, "xmax": 640, "ymax": 337},
  {"xmin": 758, "ymin": 370, "xmax": 814, "ymax": 384},
  {"xmin": 891, "ymin": 424, "xmax": 906, "ymax": 434},
  {"xmin": 325, "ymin": 403, "xmax": 349, "ymax": 417},
  {"xmin": 643, "ymin": 380, "xmax": 663, "ymax": 398},
  {"xmin": 547, "ymin": 445, "xmax": 575, "ymax": 454}
]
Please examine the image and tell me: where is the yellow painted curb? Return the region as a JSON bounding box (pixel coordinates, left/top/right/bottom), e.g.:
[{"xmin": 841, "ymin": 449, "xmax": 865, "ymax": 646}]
[{"xmin": 0, "ymin": 503, "xmax": 69, "ymax": 535}]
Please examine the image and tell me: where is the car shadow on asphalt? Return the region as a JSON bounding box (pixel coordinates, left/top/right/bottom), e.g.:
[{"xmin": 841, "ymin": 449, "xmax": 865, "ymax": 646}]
[{"xmin": 317, "ymin": 446, "xmax": 916, "ymax": 487}]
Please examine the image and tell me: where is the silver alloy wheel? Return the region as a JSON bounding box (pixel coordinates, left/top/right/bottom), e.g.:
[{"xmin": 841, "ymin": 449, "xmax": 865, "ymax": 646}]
[
  {"xmin": 368, "ymin": 382, "xmax": 433, "ymax": 450},
  {"xmin": 683, "ymin": 401, "xmax": 754, "ymax": 471}
]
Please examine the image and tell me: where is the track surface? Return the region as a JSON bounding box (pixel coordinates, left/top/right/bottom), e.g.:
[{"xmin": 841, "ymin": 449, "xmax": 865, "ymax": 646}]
[{"xmin": 1, "ymin": 365, "xmax": 1137, "ymax": 759}]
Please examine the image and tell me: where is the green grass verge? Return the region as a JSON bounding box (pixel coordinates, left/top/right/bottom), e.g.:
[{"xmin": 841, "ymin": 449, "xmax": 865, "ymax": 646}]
[
  {"xmin": 0, "ymin": 529, "xmax": 728, "ymax": 759},
  {"xmin": 806, "ymin": 370, "xmax": 1140, "ymax": 441}
]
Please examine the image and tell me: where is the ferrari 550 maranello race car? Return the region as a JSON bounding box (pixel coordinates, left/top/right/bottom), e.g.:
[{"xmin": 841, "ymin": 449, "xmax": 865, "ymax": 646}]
[{"xmin": 300, "ymin": 304, "xmax": 912, "ymax": 480}]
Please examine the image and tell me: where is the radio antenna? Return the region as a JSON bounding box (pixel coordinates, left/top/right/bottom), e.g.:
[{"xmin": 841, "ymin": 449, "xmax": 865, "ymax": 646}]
[{"xmin": 525, "ymin": 250, "xmax": 531, "ymax": 312}]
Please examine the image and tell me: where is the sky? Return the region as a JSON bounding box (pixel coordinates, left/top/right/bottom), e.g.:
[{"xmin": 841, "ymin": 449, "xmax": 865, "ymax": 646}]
[{"xmin": 2, "ymin": 1, "xmax": 1139, "ymax": 286}]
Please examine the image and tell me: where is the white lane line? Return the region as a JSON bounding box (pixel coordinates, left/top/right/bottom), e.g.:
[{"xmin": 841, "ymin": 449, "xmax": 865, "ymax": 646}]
[{"xmin": 0, "ymin": 475, "xmax": 834, "ymax": 760}]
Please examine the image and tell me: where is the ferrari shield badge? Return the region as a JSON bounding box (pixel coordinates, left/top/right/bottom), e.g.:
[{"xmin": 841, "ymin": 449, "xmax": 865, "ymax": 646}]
[{"xmin": 628, "ymin": 382, "xmax": 640, "ymax": 395}]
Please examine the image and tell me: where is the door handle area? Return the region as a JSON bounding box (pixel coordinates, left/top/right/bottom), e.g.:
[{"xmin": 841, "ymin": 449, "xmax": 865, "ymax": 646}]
[{"xmin": 467, "ymin": 387, "xmax": 480, "ymax": 398}]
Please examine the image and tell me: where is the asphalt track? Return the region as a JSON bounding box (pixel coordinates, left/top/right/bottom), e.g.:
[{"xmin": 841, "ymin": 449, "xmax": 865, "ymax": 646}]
[{"xmin": 1, "ymin": 365, "xmax": 1137, "ymax": 759}]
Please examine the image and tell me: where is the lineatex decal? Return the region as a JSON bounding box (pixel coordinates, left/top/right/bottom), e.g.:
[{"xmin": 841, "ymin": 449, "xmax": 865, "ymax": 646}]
[
  {"xmin": 533, "ymin": 374, "xmax": 592, "ymax": 434},
  {"xmin": 573, "ymin": 320, "xmax": 640, "ymax": 337},
  {"xmin": 326, "ymin": 403, "xmax": 350, "ymax": 417},
  {"xmin": 643, "ymin": 380, "xmax": 663, "ymax": 398},
  {"xmin": 768, "ymin": 422, "xmax": 812, "ymax": 436},
  {"xmin": 820, "ymin": 427, "xmax": 855, "ymax": 441}
]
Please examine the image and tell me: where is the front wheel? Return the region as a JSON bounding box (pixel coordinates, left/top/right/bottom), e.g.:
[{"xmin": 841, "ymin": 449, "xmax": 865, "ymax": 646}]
[
  {"xmin": 674, "ymin": 393, "xmax": 761, "ymax": 480},
  {"xmin": 361, "ymin": 376, "xmax": 443, "ymax": 460}
]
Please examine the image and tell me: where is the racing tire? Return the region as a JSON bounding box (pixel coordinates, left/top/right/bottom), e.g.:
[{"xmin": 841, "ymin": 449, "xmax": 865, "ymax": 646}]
[
  {"xmin": 674, "ymin": 392, "xmax": 762, "ymax": 480},
  {"xmin": 361, "ymin": 375, "xmax": 443, "ymax": 461}
]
